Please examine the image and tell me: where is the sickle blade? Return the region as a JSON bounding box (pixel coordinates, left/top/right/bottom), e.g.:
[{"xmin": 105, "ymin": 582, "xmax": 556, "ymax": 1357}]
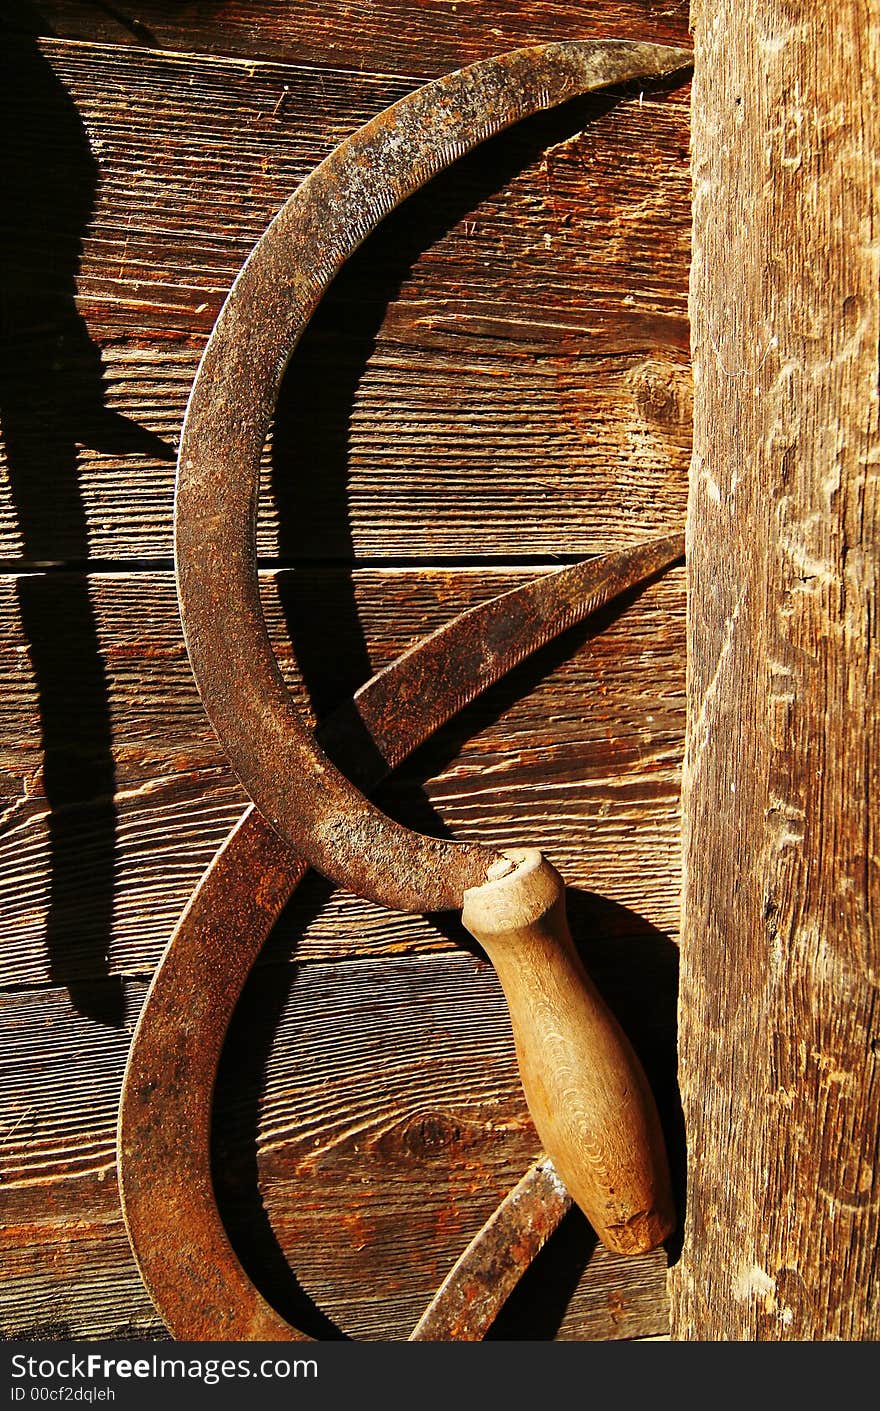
[
  {"xmin": 325, "ymin": 533, "xmax": 684, "ymax": 783},
  {"xmin": 176, "ymin": 40, "xmax": 692, "ymax": 914},
  {"xmin": 409, "ymin": 1158, "xmax": 572, "ymax": 1340},
  {"xmin": 120, "ymin": 537, "xmax": 682, "ymax": 1340},
  {"xmin": 119, "ymin": 808, "xmax": 306, "ymax": 1341}
]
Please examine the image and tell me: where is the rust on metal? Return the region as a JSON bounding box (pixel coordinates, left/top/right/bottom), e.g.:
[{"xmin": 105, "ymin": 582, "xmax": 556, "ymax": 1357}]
[
  {"xmin": 119, "ymin": 537, "xmax": 681, "ymax": 1339},
  {"xmin": 325, "ymin": 533, "xmax": 684, "ymax": 784},
  {"xmin": 410, "ymin": 1159, "xmax": 572, "ymax": 1340},
  {"xmin": 175, "ymin": 38, "xmax": 692, "ymax": 913},
  {"xmin": 120, "ymin": 537, "xmax": 681, "ymax": 1338},
  {"xmin": 119, "ymin": 806, "xmax": 300, "ymax": 1341},
  {"xmin": 125, "ymin": 37, "xmax": 692, "ymax": 1340}
]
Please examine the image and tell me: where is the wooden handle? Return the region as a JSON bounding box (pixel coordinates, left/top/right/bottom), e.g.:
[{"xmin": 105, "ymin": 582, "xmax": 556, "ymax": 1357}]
[{"xmin": 462, "ymin": 848, "xmax": 675, "ymax": 1254}]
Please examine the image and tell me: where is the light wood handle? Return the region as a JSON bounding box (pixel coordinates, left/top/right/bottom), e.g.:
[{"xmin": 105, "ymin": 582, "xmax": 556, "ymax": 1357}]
[{"xmin": 462, "ymin": 848, "xmax": 675, "ymax": 1254}]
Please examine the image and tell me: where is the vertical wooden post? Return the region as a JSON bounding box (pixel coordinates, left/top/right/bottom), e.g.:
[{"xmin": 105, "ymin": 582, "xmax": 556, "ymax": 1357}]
[{"xmin": 673, "ymin": 3, "xmax": 879, "ymax": 1338}]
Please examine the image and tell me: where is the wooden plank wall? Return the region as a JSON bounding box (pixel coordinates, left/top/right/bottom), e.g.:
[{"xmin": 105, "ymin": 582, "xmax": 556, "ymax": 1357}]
[
  {"xmin": 673, "ymin": 1, "xmax": 879, "ymax": 1339},
  {"xmin": 0, "ymin": 1, "xmax": 691, "ymax": 1340}
]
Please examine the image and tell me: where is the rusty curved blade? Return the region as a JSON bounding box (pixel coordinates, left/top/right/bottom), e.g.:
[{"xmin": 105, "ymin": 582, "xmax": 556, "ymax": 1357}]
[
  {"xmin": 119, "ymin": 538, "xmax": 682, "ymax": 1340},
  {"xmin": 120, "ymin": 807, "xmax": 303, "ymax": 1340},
  {"xmin": 409, "ymin": 1158, "xmax": 572, "ymax": 1340},
  {"xmin": 175, "ymin": 38, "xmax": 692, "ymax": 914}
]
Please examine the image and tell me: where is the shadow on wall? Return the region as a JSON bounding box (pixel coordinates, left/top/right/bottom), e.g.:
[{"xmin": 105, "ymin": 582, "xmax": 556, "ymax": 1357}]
[
  {"xmin": 0, "ymin": 12, "xmax": 686, "ymax": 1334},
  {"xmin": 214, "ymin": 884, "xmax": 683, "ymax": 1339},
  {"xmin": 220, "ymin": 87, "xmax": 687, "ymax": 1337},
  {"xmin": 270, "ymin": 81, "xmax": 628, "ymax": 713},
  {"xmin": 0, "ymin": 12, "xmax": 174, "ymax": 1023}
]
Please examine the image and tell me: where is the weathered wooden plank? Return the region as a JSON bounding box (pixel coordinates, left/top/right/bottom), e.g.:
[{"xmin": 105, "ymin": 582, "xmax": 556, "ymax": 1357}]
[
  {"xmin": 1, "ymin": 9, "xmax": 690, "ymax": 1344},
  {"xmin": 0, "ymin": 38, "xmax": 690, "ymax": 563},
  {"xmin": 10, "ymin": 0, "xmax": 691, "ymax": 78},
  {"xmin": 0, "ymin": 344, "xmax": 691, "ymax": 565},
  {"xmin": 1, "ymin": 969, "xmax": 677, "ymax": 1340},
  {"xmin": 673, "ymin": 2, "xmax": 879, "ymax": 1340},
  {"xmin": 0, "ymin": 566, "xmax": 685, "ymax": 990}
]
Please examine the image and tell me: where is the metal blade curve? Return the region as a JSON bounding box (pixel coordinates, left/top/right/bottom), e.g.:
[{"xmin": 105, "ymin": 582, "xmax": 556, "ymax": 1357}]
[
  {"xmin": 119, "ymin": 538, "xmax": 682, "ymax": 1340},
  {"xmin": 175, "ymin": 40, "xmax": 692, "ymax": 913}
]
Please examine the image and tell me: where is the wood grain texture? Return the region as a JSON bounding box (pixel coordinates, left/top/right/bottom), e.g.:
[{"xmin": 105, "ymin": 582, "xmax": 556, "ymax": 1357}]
[
  {"xmin": 1, "ymin": 564, "xmax": 684, "ymax": 1338},
  {"xmin": 12, "ymin": 0, "xmax": 691, "ymax": 79},
  {"xmin": 0, "ymin": 567, "xmax": 685, "ymax": 988},
  {"xmin": 673, "ymin": 1, "xmax": 879, "ymax": 1340},
  {"xmin": 2, "ymin": 962, "xmax": 678, "ymax": 1341},
  {"xmin": 1, "ymin": 4, "xmax": 691, "ymax": 1342},
  {"xmin": 0, "ymin": 37, "xmax": 690, "ymax": 563}
]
